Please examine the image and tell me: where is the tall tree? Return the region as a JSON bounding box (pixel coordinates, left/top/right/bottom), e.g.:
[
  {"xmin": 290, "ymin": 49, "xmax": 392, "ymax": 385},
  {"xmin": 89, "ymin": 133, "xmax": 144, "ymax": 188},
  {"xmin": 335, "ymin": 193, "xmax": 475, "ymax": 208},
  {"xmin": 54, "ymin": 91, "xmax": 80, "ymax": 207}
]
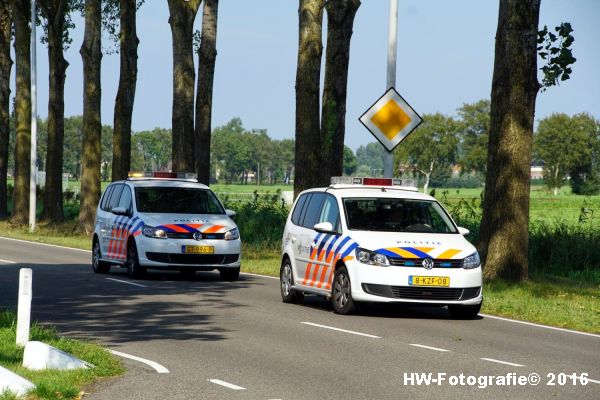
[
  {"xmin": 194, "ymin": 0, "xmax": 218, "ymax": 185},
  {"xmin": 10, "ymin": 0, "xmax": 31, "ymax": 224},
  {"xmin": 39, "ymin": 0, "xmax": 72, "ymax": 221},
  {"xmin": 395, "ymin": 113, "xmax": 459, "ymax": 193},
  {"xmin": 457, "ymin": 99, "xmax": 490, "ymax": 176},
  {"xmin": 320, "ymin": 0, "xmax": 360, "ymax": 184},
  {"xmin": 167, "ymin": 0, "xmax": 201, "ymax": 172},
  {"xmin": 111, "ymin": 0, "xmax": 139, "ymax": 181},
  {"xmin": 76, "ymin": 0, "xmax": 102, "ymax": 234},
  {"xmin": 294, "ymin": 0, "xmax": 324, "ymax": 197},
  {"xmin": 479, "ymin": 0, "xmax": 575, "ymax": 282},
  {"xmin": 0, "ymin": 0, "xmax": 11, "ymax": 219}
]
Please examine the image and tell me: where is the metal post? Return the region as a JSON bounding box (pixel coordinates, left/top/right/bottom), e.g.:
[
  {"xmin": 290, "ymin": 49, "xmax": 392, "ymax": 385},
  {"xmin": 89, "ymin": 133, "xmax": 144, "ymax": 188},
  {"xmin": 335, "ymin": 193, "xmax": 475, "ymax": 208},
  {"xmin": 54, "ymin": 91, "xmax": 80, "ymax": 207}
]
[
  {"xmin": 383, "ymin": 0, "xmax": 398, "ymax": 179},
  {"xmin": 29, "ymin": 0, "xmax": 37, "ymax": 231},
  {"xmin": 16, "ymin": 268, "xmax": 33, "ymax": 346}
]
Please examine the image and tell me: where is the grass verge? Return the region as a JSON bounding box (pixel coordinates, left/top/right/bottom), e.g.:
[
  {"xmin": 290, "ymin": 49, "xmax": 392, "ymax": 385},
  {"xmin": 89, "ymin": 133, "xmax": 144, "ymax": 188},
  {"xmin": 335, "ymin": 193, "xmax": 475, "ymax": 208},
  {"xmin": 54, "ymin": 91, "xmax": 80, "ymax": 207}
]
[
  {"xmin": 1, "ymin": 225, "xmax": 598, "ymax": 334},
  {"xmin": 0, "ymin": 311, "xmax": 123, "ymax": 400}
]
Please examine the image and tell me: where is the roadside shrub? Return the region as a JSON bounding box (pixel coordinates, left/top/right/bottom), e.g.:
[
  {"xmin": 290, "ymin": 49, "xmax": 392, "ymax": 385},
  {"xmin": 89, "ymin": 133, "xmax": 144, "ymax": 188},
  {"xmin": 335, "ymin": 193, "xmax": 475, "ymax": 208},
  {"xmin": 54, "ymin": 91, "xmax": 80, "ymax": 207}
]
[{"xmin": 226, "ymin": 190, "xmax": 289, "ymax": 246}]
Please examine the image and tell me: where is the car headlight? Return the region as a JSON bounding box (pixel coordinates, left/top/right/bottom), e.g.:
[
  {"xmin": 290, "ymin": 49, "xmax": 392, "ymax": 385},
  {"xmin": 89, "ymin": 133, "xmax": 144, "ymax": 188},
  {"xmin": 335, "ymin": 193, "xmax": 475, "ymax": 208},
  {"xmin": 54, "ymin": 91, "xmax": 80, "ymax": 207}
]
[
  {"xmin": 142, "ymin": 225, "xmax": 167, "ymax": 239},
  {"xmin": 224, "ymin": 228, "xmax": 240, "ymax": 241},
  {"xmin": 355, "ymin": 247, "xmax": 389, "ymax": 267},
  {"xmin": 462, "ymin": 251, "xmax": 481, "ymax": 269}
]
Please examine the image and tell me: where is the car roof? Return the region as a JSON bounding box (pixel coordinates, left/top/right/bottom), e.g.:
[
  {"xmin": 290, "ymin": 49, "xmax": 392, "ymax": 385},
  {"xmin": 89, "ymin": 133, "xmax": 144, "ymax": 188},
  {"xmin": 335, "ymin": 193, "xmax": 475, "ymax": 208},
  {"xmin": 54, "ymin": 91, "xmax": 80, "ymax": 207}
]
[
  {"xmin": 112, "ymin": 179, "xmax": 211, "ymax": 190},
  {"xmin": 299, "ymin": 186, "xmax": 436, "ymax": 201}
]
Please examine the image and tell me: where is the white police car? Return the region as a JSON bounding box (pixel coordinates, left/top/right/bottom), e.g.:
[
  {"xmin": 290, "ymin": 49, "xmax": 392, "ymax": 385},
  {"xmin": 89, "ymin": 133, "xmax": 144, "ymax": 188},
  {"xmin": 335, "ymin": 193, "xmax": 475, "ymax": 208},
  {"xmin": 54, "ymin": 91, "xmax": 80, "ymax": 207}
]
[
  {"xmin": 92, "ymin": 172, "xmax": 241, "ymax": 280},
  {"xmin": 280, "ymin": 177, "xmax": 483, "ymax": 318}
]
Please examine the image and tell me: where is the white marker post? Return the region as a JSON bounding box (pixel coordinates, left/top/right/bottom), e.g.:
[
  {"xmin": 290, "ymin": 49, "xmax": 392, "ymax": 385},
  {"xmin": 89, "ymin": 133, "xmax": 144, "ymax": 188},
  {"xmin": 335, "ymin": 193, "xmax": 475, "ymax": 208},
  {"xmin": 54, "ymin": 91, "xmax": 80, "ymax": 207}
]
[{"xmin": 16, "ymin": 268, "xmax": 33, "ymax": 346}]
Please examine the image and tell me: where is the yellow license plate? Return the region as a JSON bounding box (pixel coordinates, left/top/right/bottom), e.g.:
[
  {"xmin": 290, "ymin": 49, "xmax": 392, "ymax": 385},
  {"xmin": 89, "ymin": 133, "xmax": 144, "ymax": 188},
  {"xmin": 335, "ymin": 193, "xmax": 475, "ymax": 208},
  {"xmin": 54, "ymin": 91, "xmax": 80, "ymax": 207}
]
[
  {"xmin": 182, "ymin": 245, "xmax": 214, "ymax": 254},
  {"xmin": 409, "ymin": 276, "xmax": 450, "ymax": 287}
]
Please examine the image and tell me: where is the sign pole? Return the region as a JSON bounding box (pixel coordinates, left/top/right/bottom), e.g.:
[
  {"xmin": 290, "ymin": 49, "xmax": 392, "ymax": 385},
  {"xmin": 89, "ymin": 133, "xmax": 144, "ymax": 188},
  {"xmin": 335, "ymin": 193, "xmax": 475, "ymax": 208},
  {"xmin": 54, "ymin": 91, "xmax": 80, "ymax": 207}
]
[
  {"xmin": 383, "ymin": 0, "xmax": 398, "ymax": 178},
  {"xmin": 29, "ymin": 0, "xmax": 37, "ymax": 232}
]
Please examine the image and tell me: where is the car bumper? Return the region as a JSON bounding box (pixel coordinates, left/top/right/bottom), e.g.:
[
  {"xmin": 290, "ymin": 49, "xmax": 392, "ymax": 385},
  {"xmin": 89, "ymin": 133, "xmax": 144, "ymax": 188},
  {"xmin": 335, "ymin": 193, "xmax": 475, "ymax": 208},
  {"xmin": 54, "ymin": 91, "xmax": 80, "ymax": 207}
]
[
  {"xmin": 347, "ymin": 261, "xmax": 483, "ymax": 305},
  {"xmin": 136, "ymin": 236, "xmax": 241, "ymax": 270}
]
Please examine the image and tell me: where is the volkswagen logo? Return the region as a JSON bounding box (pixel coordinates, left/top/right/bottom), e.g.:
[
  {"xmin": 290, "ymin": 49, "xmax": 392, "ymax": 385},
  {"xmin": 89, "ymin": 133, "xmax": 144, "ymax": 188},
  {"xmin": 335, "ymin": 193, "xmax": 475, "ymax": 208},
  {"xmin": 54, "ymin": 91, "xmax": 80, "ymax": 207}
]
[
  {"xmin": 422, "ymin": 258, "xmax": 434, "ymax": 270},
  {"xmin": 193, "ymin": 232, "xmax": 203, "ymax": 241}
]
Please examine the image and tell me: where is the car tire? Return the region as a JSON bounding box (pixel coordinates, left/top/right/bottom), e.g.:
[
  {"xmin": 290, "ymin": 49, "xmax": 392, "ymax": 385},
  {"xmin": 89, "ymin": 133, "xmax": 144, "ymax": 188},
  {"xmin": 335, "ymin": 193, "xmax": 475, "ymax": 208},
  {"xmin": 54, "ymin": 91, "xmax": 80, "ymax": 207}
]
[
  {"xmin": 332, "ymin": 266, "xmax": 357, "ymax": 315},
  {"xmin": 92, "ymin": 238, "xmax": 110, "ymax": 274},
  {"xmin": 220, "ymin": 267, "xmax": 240, "ymax": 281},
  {"xmin": 126, "ymin": 239, "xmax": 146, "ymax": 279},
  {"xmin": 448, "ymin": 303, "xmax": 482, "ymax": 320},
  {"xmin": 280, "ymin": 258, "xmax": 303, "ymax": 304}
]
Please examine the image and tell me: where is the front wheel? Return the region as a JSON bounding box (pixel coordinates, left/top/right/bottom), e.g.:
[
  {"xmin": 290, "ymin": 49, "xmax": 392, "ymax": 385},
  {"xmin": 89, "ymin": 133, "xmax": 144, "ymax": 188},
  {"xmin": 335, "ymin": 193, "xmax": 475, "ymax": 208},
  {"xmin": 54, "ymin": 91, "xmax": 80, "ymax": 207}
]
[
  {"xmin": 332, "ymin": 266, "xmax": 357, "ymax": 315},
  {"xmin": 126, "ymin": 240, "xmax": 146, "ymax": 279},
  {"xmin": 448, "ymin": 303, "xmax": 482, "ymax": 319},
  {"xmin": 280, "ymin": 258, "xmax": 303, "ymax": 304},
  {"xmin": 220, "ymin": 267, "xmax": 240, "ymax": 281},
  {"xmin": 92, "ymin": 238, "xmax": 110, "ymax": 274}
]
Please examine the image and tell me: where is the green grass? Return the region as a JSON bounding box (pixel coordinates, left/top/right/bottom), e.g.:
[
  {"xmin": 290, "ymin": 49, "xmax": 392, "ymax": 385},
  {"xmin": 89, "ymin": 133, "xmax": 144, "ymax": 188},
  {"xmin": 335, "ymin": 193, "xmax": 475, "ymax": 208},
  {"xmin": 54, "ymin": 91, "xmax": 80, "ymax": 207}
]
[{"xmin": 0, "ymin": 311, "xmax": 123, "ymax": 400}]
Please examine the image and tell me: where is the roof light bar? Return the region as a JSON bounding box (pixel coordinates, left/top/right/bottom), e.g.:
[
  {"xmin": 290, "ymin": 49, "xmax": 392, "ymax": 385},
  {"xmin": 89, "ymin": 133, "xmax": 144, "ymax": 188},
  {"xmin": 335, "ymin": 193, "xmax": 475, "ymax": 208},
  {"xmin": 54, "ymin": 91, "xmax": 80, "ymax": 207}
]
[
  {"xmin": 330, "ymin": 176, "xmax": 416, "ymax": 188},
  {"xmin": 127, "ymin": 171, "xmax": 198, "ymax": 180}
]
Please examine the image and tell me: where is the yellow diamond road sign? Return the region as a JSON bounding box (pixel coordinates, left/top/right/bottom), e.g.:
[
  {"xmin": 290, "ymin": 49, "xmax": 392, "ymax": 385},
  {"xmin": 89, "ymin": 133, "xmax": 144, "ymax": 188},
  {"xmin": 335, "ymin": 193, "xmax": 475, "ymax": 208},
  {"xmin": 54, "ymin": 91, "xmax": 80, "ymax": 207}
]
[{"xmin": 359, "ymin": 87, "xmax": 423, "ymax": 152}]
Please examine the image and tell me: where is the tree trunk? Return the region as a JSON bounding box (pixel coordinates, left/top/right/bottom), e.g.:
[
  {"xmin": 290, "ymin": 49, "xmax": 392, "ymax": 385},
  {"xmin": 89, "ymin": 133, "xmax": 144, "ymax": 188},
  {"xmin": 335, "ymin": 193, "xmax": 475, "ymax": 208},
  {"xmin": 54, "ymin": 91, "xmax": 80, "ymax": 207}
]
[
  {"xmin": 320, "ymin": 0, "xmax": 360, "ymax": 185},
  {"xmin": 41, "ymin": 0, "xmax": 68, "ymax": 221},
  {"xmin": 168, "ymin": 0, "xmax": 201, "ymax": 172},
  {"xmin": 478, "ymin": 0, "xmax": 540, "ymax": 282},
  {"xmin": 294, "ymin": 0, "xmax": 324, "ymax": 197},
  {"xmin": 112, "ymin": 0, "xmax": 138, "ymax": 181},
  {"xmin": 10, "ymin": 0, "xmax": 30, "ymax": 225},
  {"xmin": 76, "ymin": 0, "xmax": 102, "ymax": 234},
  {"xmin": 194, "ymin": 0, "xmax": 218, "ymax": 185},
  {"xmin": 553, "ymin": 164, "xmax": 559, "ymax": 195},
  {"xmin": 0, "ymin": 0, "xmax": 11, "ymax": 219}
]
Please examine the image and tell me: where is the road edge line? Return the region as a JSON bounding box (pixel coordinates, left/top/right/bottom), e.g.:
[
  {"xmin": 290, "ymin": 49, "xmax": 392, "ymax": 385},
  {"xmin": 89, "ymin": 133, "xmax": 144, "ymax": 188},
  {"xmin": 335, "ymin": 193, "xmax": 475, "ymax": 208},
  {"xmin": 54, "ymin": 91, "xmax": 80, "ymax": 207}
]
[
  {"xmin": 480, "ymin": 314, "xmax": 600, "ymax": 339},
  {"xmin": 108, "ymin": 349, "xmax": 169, "ymax": 374},
  {"xmin": 0, "ymin": 236, "xmax": 91, "ymax": 253}
]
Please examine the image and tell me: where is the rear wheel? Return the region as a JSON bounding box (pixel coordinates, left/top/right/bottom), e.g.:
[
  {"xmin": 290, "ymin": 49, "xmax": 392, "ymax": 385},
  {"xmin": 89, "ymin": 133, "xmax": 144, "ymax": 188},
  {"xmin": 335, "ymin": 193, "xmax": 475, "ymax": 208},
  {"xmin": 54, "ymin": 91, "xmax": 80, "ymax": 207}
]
[
  {"xmin": 280, "ymin": 258, "xmax": 303, "ymax": 303},
  {"xmin": 126, "ymin": 240, "xmax": 146, "ymax": 279},
  {"xmin": 92, "ymin": 238, "xmax": 110, "ymax": 274},
  {"xmin": 332, "ymin": 266, "xmax": 357, "ymax": 315},
  {"xmin": 448, "ymin": 303, "xmax": 482, "ymax": 320},
  {"xmin": 220, "ymin": 267, "xmax": 240, "ymax": 281}
]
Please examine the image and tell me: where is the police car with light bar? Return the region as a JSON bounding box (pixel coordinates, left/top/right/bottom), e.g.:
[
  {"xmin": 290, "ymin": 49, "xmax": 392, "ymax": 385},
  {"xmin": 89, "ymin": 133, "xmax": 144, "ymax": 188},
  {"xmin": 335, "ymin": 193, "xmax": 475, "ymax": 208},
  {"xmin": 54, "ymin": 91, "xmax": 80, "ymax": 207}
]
[
  {"xmin": 280, "ymin": 177, "xmax": 483, "ymax": 318},
  {"xmin": 92, "ymin": 172, "xmax": 241, "ymax": 280}
]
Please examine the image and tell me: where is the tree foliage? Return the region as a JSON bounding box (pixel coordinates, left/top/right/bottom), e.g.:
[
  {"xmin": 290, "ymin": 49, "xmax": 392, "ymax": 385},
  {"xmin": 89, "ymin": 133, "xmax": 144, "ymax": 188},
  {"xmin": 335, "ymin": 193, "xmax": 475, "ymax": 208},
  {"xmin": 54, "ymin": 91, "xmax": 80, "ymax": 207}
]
[
  {"xmin": 538, "ymin": 23, "xmax": 576, "ymax": 89},
  {"xmin": 457, "ymin": 100, "xmax": 490, "ymax": 176}
]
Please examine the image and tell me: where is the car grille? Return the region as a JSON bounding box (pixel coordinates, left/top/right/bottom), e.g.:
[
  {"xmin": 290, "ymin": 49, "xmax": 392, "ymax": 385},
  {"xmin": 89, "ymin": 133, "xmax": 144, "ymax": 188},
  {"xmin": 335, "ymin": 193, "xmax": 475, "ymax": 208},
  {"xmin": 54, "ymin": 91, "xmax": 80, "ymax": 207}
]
[
  {"xmin": 388, "ymin": 258, "xmax": 463, "ymax": 268},
  {"xmin": 146, "ymin": 252, "xmax": 239, "ymax": 265},
  {"xmin": 362, "ymin": 284, "xmax": 480, "ymax": 301},
  {"xmin": 165, "ymin": 232, "xmax": 225, "ymax": 239}
]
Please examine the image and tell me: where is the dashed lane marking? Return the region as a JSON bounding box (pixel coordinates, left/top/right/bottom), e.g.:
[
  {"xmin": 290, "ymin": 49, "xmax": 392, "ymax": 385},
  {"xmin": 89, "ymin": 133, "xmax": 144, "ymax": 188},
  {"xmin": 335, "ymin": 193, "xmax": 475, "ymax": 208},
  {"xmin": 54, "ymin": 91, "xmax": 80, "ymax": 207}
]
[
  {"xmin": 409, "ymin": 343, "xmax": 450, "ymax": 352},
  {"xmin": 208, "ymin": 379, "xmax": 246, "ymax": 390},
  {"xmin": 301, "ymin": 321, "xmax": 382, "ymax": 339},
  {"xmin": 480, "ymin": 357, "xmax": 525, "ymax": 367},
  {"xmin": 105, "ymin": 277, "xmax": 147, "ymax": 288}
]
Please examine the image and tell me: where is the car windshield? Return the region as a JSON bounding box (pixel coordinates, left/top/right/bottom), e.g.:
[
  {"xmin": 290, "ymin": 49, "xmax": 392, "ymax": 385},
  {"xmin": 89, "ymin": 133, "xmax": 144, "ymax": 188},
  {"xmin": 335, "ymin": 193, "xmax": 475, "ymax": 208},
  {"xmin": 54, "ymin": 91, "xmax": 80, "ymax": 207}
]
[
  {"xmin": 135, "ymin": 187, "xmax": 225, "ymax": 214},
  {"xmin": 343, "ymin": 197, "xmax": 457, "ymax": 233}
]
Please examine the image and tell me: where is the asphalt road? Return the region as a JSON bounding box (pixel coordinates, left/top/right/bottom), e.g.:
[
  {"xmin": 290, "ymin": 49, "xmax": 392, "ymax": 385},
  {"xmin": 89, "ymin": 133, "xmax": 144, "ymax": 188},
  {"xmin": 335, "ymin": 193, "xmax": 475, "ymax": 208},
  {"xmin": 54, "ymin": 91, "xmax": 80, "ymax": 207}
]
[{"xmin": 0, "ymin": 236, "xmax": 599, "ymax": 400}]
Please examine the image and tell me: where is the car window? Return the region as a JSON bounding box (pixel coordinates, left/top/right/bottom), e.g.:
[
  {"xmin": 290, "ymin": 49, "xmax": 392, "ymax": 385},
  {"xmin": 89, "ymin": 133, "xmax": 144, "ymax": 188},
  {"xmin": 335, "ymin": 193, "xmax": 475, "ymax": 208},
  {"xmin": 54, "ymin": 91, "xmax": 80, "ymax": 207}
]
[
  {"xmin": 135, "ymin": 187, "xmax": 225, "ymax": 214},
  {"xmin": 291, "ymin": 193, "xmax": 309, "ymax": 225},
  {"xmin": 343, "ymin": 197, "xmax": 457, "ymax": 233},
  {"xmin": 107, "ymin": 184, "xmax": 124, "ymax": 211},
  {"xmin": 318, "ymin": 194, "xmax": 340, "ymax": 232},
  {"xmin": 301, "ymin": 193, "xmax": 325, "ymax": 229},
  {"xmin": 100, "ymin": 185, "xmax": 114, "ymax": 211},
  {"xmin": 118, "ymin": 186, "xmax": 133, "ymax": 211}
]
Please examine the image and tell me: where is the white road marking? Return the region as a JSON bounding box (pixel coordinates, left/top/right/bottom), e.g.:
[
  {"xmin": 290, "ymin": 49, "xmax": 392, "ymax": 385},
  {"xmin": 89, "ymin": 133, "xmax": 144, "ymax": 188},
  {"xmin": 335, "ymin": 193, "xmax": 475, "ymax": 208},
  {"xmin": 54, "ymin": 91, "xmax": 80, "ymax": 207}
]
[
  {"xmin": 301, "ymin": 322, "xmax": 381, "ymax": 339},
  {"xmin": 0, "ymin": 236, "xmax": 91, "ymax": 253},
  {"xmin": 481, "ymin": 314, "xmax": 600, "ymax": 339},
  {"xmin": 480, "ymin": 357, "xmax": 524, "ymax": 367},
  {"xmin": 108, "ymin": 349, "xmax": 169, "ymax": 373},
  {"xmin": 241, "ymin": 272, "xmax": 278, "ymax": 280},
  {"xmin": 105, "ymin": 278, "xmax": 147, "ymax": 288},
  {"xmin": 208, "ymin": 379, "xmax": 246, "ymax": 390},
  {"xmin": 0, "ymin": 259, "xmax": 16, "ymax": 264},
  {"xmin": 588, "ymin": 378, "xmax": 600, "ymax": 385},
  {"xmin": 409, "ymin": 343, "xmax": 450, "ymax": 352}
]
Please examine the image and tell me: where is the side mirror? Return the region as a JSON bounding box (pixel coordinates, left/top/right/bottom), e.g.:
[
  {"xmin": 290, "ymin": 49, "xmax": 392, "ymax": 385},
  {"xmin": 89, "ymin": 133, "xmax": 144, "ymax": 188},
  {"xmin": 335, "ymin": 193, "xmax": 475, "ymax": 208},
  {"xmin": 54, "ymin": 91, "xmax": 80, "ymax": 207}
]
[
  {"xmin": 112, "ymin": 206, "xmax": 129, "ymax": 216},
  {"xmin": 458, "ymin": 227, "xmax": 470, "ymax": 236},
  {"xmin": 313, "ymin": 221, "xmax": 335, "ymax": 234},
  {"xmin": 225, "ymin": 209, "xmax": 236, "ymax": 218}
]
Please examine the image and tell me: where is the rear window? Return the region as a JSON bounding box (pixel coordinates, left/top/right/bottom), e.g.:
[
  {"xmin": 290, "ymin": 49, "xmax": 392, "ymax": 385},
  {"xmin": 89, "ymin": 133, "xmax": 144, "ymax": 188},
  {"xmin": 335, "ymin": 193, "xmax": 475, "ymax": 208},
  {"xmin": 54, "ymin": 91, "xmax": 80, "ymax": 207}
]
[{"xmin": 135, "ymin": 187, "xmax": 225, "ymax": 214}]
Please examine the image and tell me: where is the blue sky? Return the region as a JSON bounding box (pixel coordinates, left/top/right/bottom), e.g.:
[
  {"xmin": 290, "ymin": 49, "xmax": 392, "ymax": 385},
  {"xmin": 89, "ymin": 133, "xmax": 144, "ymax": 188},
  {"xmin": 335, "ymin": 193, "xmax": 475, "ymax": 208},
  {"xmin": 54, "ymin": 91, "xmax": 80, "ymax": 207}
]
[{"xmin": 19, "ymin": 0, "xmax": 600, "ymax": 151}]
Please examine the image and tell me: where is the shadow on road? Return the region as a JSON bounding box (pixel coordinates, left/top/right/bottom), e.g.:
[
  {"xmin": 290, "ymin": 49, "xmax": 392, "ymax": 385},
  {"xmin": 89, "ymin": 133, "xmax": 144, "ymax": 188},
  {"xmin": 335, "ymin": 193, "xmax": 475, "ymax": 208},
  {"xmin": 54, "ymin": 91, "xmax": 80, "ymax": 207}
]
[{"xmin": 0, "ymin": 263, "xmax": 260, "ymax": 345}]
